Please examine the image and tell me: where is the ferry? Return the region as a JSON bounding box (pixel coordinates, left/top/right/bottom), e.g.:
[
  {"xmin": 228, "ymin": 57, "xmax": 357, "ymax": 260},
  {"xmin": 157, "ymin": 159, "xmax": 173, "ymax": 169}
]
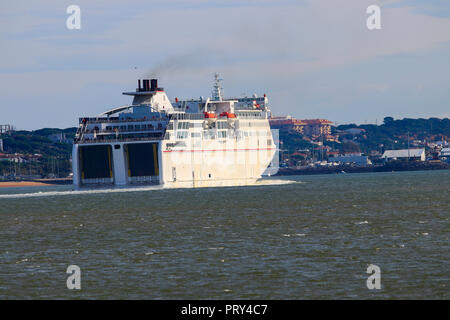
[{"xmin": 72, "ymin": 74, "xmax": 276, "ymax": 188}]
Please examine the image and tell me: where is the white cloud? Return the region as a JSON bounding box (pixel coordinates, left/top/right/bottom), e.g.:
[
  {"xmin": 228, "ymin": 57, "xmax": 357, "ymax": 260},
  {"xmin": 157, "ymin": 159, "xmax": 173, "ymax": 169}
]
[{"xmin": 3, "ymin": 0, "xmax": 450, "ymax": 74}]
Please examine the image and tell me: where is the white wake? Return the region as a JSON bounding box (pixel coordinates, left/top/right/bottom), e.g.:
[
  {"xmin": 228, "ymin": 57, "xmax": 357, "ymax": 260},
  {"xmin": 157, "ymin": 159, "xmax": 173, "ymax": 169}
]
[{"xmin": 0, "ymin": 178, "xmax": 299, "ymax": 199}]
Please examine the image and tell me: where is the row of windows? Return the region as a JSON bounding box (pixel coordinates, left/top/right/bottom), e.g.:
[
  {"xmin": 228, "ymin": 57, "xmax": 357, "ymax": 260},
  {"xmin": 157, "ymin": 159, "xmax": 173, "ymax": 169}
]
[
  {"xmin": 177, "ymin": 122, "xmax": 190, "ymax": 129},
  {"xmin": 176, "ymin": 121, "xmax": 219, "ymax": 129},
  {"xmin": 217, "ymin": 121, "xmax": 228, "ymax": 129},
  {"xmin": 165, "ymin": 135, "xmax": 272, "ymax": 146},
  {"xmin": 104, "ymin": 123, "xmax": 163, "ymax": 131},
  {"xmin": 176, "ymin": 131, "xmax": 189, "ymax": 139},
  {"xmin": 235, "ymin": 112, "xmax": 263, "ymax": 118},
  {"xmin": 173, "ymin": 130, "xmax": 226, "ymax": 140},
  {"xmin": 238, "ymin": 97, "xmax": 264, "ymax": 102},
  {"xmin": 169, "ymin": 130, "xmax": 271, "ymax": 140},
  {"xmin": 170, "ymin": 113, "xmax": 205, "ymax": 120},
  {"xmin": 169, "ymin": 120, "xmax": 266, "ymax": 132},
  {"xmin": 84, "ymin": 132, "xmax": 164, "ymax": 141}
]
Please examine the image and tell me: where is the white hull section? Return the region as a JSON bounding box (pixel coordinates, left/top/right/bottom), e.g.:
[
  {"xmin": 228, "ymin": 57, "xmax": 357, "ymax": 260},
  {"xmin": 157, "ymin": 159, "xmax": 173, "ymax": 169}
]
[{"xmin": 73, "ymin": 141, "xmax": 275, "ymax": 188}]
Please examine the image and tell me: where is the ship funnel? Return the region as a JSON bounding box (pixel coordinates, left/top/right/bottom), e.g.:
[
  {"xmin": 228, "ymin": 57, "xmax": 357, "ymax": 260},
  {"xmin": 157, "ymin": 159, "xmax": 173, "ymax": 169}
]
[
  {"xmin": 142, "ymin": 79, "xmax": 149, "ymax": 91},
  {"xmin": 150, "ymin": 79, "xmax": 158, "ymax": 91},
  {"xmin": 135, "ymin": 79, "xmax": 161, "ymax": 92}
]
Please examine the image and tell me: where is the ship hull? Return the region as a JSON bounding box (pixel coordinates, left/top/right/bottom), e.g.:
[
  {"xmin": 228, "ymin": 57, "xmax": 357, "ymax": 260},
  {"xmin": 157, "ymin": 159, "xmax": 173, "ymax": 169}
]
[{"xmin": 72, "ymin": 127, "xmax": 276, "ymax": 188}]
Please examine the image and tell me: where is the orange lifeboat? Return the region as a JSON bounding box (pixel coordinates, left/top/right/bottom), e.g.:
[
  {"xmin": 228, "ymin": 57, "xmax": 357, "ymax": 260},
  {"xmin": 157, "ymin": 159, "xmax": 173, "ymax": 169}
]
[
  {"xmin": 219, "ymin": 112, "xmax": 236, "ymax": 118},
  {"xmin": 204, "ymin": 112, "xmax": 217, "ymax": 118}
]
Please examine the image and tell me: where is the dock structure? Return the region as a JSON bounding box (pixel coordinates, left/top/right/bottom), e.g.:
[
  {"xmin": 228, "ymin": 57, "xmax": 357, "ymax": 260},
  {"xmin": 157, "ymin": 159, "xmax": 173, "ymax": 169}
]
[{"xmin": 382, "ymin": 149, "xmax": 426, "ymax": 161}]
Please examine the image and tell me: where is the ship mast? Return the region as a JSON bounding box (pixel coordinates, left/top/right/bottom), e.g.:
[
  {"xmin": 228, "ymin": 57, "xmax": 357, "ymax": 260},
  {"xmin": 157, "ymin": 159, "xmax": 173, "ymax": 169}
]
[{"xmin": 212, "ymin": 73, "xmax": 223, "ymax": 101}]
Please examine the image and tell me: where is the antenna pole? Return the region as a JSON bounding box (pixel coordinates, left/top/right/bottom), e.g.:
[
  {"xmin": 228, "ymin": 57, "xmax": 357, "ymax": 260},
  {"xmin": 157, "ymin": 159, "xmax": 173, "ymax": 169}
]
[{"xmin": 212, "ymin": 73, "xmax": 223, "ymax": 101}]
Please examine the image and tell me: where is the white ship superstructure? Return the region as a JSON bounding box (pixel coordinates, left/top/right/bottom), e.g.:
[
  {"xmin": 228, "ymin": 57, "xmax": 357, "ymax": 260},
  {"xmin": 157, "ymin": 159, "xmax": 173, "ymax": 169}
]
[{"xmin": 72, "ymin": 75, "xmax": 276, "ymax": 188}]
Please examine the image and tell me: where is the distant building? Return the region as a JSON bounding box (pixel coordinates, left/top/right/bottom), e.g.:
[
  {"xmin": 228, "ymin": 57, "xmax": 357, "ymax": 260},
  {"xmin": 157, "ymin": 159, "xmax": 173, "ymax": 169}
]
[
  {"xmin": 269, "ymin": 116, "xmax": 335, "ymax": 141},
  {"xmin": 269, "ymin": 115, "xmax": 295, "ymax": 126},
  {"xmin": 427, "ymin": 140, "xmax": 448, "ymax": 148},
  {"xmin": 301, "ymin": 119, "xmax": 334, "ymax": 139},
  {"xmin": 411, "ymin": 139, "xmax": 425, "ymax": 147},
  {"xmin": 440, "ymin": 148, "xmax": 450, "ymax": 163},
  {"xmin": 329, "ymin": 155, "xmax": 372, "ymax": 166},
  {"xmin": 343, "ymin": 152, "xmax": 362, "ymax": 157},
  {"xmin": 0, "ymin": 153, "xmax": 9, "ymax": 161},
  {"xmin": 382, "ymin": 149, "xmax": 425, "ymax": 161},
  {"xmin": 440, "ymin": 148, "xmax": 450, "ymax": 157}
]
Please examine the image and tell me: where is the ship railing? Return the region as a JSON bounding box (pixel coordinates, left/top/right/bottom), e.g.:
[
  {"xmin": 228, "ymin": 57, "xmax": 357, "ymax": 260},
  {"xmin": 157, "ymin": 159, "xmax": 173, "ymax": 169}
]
[
  {"xmin": 75, "ymin": 121, "xmax": 88, "ymax": 142},
  {"xmin": 75, "ymin": 135, "xmax": 164, "ymax": 144},
  {"xmin": 79, "ymin": 117, "xmax": 168, "ymax": 124},
  {"xmin": 83, "ymin": 127, "xmax": 165, "ymax": 134},
  {"xmin": 169, "ymin": 113, "xmax": 205, "ymax": 120}
]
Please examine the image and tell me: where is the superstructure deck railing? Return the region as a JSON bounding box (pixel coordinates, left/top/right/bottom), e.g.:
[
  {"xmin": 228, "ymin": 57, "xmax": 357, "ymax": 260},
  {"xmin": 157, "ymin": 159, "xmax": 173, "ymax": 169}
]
[{"xmin": 75, "ymin": 135, "xmax": 164, "ymax": 144}]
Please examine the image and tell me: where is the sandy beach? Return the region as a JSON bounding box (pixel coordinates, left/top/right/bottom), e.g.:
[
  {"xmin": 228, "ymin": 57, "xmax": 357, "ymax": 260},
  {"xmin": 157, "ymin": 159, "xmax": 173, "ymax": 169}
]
[{"xmin": 0, "ymin": 181, "xmax": 52, "ymax": 188}]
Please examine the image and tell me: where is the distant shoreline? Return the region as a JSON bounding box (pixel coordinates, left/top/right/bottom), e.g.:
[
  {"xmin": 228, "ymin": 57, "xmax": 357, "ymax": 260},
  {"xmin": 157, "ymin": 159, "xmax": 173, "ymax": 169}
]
[{"xmin": 275, "ymin": 161, "xmax": 450, "ymax": 176}]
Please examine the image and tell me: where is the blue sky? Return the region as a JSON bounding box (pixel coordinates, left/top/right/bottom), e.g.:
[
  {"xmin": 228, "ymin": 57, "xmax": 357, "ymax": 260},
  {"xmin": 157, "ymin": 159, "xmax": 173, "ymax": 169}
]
[{"xmin": 1, "ymin": 0, "xmax": 449, "ymax": 129}]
